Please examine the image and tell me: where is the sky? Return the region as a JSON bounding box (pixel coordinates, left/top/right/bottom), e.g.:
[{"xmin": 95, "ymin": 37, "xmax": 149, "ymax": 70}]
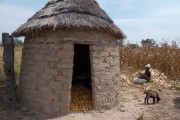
[{"xmin": 0, "ymin": 0, "xmax": 180, "ymax": 45}]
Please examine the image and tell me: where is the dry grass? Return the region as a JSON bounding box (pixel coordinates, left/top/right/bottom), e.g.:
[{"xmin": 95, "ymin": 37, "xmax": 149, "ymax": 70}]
[
  {"xmin": 0, "ymin": 47, "xmax": 5, "ymax": 85},
  {"xmin": 120, "ymin": 44, "xmax": 180, "ymax": 79},
  {"xmin": 0, "ymin": 44, "xmax": 179, "ymax": 85},
  {"xmin": 0, "ymin": 47, "xmax": 22, "ymax": 86}
]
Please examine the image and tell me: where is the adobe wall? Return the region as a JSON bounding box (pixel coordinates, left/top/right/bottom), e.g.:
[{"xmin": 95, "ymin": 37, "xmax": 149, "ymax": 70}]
[
  {"xmin": 19, "ymin": 30, "xmax": 120, "ymax": 115},
  {"xmin": 19, "ymin": 37, "xmax": 74, "ymax": 115},
  {"xmin": 90, "ymin": 45, "xmax": 120, "ymax": 111}
]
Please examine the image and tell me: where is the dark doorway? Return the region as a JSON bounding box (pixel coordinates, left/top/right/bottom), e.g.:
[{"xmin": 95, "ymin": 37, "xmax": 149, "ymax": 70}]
[
  {"xmin": 72, "ymin": 44, "xmax": 92, "ymax": 87},
  {"xmin": 70, "ymin": 44, "xmax": 93, "ymax": 111}
]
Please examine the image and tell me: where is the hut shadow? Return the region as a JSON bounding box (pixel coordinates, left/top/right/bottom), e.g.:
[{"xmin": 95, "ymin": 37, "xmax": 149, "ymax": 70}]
[
  {"xmin": 24, "ymin": 111, "xmax": 94, "ymax": 120},
  {"xmin": 139, "ymin": 103, "xmax": 155, "ymax": 106},
  {"xmin": 139, "ymin": 98, "xmax": 159, "ymax": 106},
  {"xmin": 174, "ymin": 97, "xmax": 180, "ymax": 110}
]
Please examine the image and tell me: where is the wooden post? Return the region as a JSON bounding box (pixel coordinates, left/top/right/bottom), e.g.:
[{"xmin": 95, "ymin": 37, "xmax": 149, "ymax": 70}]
[{"xmin": 2, "ymin": 33, "xmax": 16, "ymax": 110}]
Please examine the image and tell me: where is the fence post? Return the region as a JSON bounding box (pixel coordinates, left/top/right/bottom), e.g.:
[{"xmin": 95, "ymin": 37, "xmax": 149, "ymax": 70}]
[{"xmin": 2, "ymin": 33, "xmax": 16, "ymax": 110}]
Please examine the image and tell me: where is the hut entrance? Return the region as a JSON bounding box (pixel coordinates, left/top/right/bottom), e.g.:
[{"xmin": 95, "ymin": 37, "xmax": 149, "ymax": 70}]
[{"xmin": 70, "ymin": 44, "xmax": 93, "ymax": 112}]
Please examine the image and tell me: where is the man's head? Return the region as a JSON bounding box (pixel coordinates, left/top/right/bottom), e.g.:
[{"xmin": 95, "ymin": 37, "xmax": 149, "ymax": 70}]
[{"xmin": 145, "ymin": 64, "xmax": 151, "ymax": 69}]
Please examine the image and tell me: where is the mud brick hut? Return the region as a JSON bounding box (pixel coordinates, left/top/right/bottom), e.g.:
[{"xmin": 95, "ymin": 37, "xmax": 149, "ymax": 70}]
[{"xmin": 12, "ymin": 0, "xmax": 126, "ymax": 116}]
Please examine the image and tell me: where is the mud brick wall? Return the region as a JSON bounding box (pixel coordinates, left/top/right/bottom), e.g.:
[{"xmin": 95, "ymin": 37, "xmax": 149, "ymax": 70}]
[
  {"xmin": 19, "ymin": 30, "xmax": 120, "ymax": 115},
  {"xmin": 19, "ymin": 37, "xmax": 74, "ymax": 115},
  {"xmin": 90, "ymin": 45, "xmax": 120, "ymax": 111}
]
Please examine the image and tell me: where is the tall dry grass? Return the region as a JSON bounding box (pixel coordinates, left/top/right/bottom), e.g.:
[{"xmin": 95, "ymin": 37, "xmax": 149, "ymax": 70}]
[
  {"xmin": 120, "ymin": 44, "xmax": 180, "ymax": 79},
  {"xmin": 0, "ymin": 47, "xmax": 22, "ymax": 85},
  {"xmin": 0, "ymin": 43, "xmax": 179, "ymax": 85},
  {"xmin": 0, "ymin": 47, "xmax": 5, "ymax": 84}
]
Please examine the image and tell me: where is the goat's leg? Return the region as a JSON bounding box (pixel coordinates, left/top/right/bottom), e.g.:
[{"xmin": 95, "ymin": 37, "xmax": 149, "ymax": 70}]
[
  {"xmin": 157, "ymin": 94, "xmax": 161, "ymax": 103},
  {"xmin": 147, "ymin": 97, "xmax": 149, "ymax": 104},
  {"xmin": 144, "ymin": 97, "xmax": 147, "ymax": 103},
  {"xmin": 157, "ymin": 96, "xmax": 161, "ymax": 103},
  {"xmin": 153, "ymin": 97, "xmax": 155, "ymax": 104},
  {"xmin": 156, "ymin": 97, "xmax": 159, "ymax": 103}
]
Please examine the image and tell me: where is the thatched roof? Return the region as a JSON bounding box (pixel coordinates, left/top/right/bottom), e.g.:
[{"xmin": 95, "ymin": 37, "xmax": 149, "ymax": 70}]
[{"xmin": 13, "ymin": 0, "xmax": 126, "ymax": 39}]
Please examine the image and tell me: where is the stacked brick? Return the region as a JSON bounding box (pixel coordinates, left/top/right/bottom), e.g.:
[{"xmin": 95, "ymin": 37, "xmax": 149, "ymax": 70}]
[
  {"xmin": 19, "ymin": 36, "xmax": 73, "ymax": 115},
  {"xmin": 90, "ymin": 45, "xmax": 120, "ymax": 111}
]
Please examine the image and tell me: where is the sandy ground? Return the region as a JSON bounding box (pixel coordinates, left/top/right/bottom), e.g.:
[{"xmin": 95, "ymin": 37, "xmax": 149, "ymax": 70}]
[{"xmin": 0, "ymin": 84, "xmax": 179, "ymax": 120}]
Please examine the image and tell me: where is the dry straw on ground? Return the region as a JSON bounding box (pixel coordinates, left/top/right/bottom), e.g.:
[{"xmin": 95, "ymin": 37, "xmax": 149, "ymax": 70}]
[{"xmin": 70, "ymin": 84, "xmax": 92, "ymax": 112}]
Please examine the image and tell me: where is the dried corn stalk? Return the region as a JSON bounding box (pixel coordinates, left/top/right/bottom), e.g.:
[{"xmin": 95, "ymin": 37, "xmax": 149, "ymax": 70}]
[{"xmin": 70, "ymin": 84, "xmax": 92, "ymax": 112}]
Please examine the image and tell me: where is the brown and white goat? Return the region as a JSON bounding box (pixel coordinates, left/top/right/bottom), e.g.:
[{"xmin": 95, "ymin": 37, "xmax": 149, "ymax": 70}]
[{"xmin": 144, "ymin": 90, "xmax": 161, "ymax": 104}]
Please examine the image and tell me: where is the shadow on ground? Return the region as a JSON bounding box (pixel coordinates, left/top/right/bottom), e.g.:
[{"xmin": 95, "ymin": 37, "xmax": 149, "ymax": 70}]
[
  {"xmin": 174, "ymin": 97, "xmax": 180, "ymax": 110},
  {"xmin": 0, "ymin": 87, "xmax": 89, "ymax": 120}
]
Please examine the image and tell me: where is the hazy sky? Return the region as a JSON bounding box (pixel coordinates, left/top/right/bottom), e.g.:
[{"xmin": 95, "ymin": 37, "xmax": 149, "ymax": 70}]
[{"xmin": 0, "ymin": 0, "xmax": 180, "ymax": 44}]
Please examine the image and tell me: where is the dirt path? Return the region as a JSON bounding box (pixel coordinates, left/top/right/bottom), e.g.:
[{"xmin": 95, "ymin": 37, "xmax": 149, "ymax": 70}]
[
  {"xmin": 144, "ymin": 88, "xmax": 180, "ymax": 120},
  {"xmin": 0, "ymin": 85, "xmax": 179, "ymax": 120},
  {"xmin": 121, "ymin": 85, "xmax": 180, "ymax": 120}
]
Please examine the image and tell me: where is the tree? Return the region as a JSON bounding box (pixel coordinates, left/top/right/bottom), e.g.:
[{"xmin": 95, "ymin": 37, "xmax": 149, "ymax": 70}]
[
  {"xmin": 117, "ymin": 39, "xmax": 124, "ymax": 46},
  {"xmin": 127, "ymin": 43, "xmax": 139, "ymax": 48},
  {"xmin": 14, "ymin": 39, "xmax": 24, "ymax": 46},
  {"xmin": 141, "ymin": 39, "xmax": 156, "ymax": 47}
]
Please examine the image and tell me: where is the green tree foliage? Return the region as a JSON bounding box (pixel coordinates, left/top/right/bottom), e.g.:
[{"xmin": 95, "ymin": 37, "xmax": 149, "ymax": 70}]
[
  {"xmin": 127, "ymin": 43, "xmax": 139, "ymax": 48},
  {"xmin": 141, "ymin": 39, "xmax": 156, "ymax": 47},
  {"xmin": 117, "ymin": 39, "xmax": 124, "ymax": 46},
  {"xmin": 0, "ymin": 39, "xmax": 23, "ymax": 47},
  {"xmin": 14, "ymin": 39, "xmax": 24, "ymax": 46}
]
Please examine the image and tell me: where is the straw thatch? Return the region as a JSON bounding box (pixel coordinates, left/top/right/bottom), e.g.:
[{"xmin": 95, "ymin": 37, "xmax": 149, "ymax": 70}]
[{"xmin": 13, "ymin": 0, "xmax": 126, "ymax": 39}]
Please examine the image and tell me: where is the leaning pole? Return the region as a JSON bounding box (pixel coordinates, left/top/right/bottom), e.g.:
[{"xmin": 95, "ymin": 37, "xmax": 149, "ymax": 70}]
[{"xmin": 2, "ymin": 33, "xmax": 16, "ymax": 110}]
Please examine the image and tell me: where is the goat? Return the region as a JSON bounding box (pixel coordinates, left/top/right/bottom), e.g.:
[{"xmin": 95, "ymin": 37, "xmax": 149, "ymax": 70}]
[{"xmin": 144, "ymin": 90, "xmax": 161, "ymax": 104}]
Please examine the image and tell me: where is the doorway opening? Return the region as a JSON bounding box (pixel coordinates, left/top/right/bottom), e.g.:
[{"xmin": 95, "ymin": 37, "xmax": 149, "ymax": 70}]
[{"xmin": 70, "ymin": 44, "xmax": 93, "ymax": 112}]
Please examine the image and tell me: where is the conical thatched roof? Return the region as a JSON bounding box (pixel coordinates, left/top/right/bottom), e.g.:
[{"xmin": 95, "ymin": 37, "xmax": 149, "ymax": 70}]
[{"xmin": 13, "ymin": 0, "xmax": 126, "ymax": 39}]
